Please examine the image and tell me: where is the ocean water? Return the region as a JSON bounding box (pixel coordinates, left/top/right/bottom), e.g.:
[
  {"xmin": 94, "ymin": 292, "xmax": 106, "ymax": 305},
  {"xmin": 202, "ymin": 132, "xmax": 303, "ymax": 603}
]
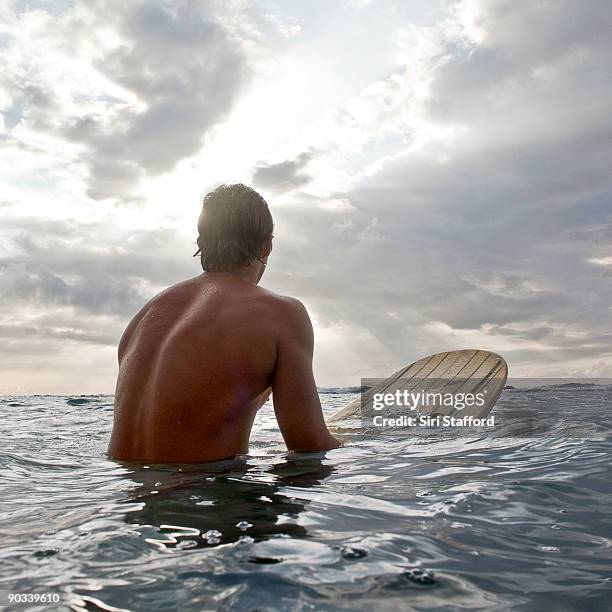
[{"xmin": 1, "ymin": 384, "xmax": 611, "ymax": 611}]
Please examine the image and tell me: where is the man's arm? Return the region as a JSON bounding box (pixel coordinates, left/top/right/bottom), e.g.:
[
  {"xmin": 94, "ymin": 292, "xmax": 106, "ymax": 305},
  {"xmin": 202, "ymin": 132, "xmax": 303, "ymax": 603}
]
[{"xmin": 272, "ymin": 298, "xmax": 340, "ymax": 452}]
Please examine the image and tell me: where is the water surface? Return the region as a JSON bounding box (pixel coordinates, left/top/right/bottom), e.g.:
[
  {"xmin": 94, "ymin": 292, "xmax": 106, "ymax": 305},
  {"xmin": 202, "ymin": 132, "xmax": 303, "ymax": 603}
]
[{"xmin": 0, "ymin": 384, "xmax": 611, "ymax": 610}]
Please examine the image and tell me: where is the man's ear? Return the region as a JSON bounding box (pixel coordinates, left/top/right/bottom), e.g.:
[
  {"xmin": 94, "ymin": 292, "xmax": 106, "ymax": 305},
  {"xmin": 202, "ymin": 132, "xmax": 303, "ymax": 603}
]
[{"xmin": 261, "ymin": 234, "xmax": 273, "ymax": 258}]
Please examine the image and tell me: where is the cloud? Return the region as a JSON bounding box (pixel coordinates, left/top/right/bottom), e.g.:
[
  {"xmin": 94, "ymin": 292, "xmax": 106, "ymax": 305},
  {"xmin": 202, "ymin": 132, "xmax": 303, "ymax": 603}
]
[
  {"xmin": 1, "ymin": 0, "xmax": 611, "ymax": 390},
  {"xmin": 252, "ymin": 151, "xmax": 314, "ymax": 193},
  {"xmin": 426, "ymin": 1, "xmax": 612, "ymax": 141},
  {"xmin": 0, "ymin": 219, "xmax": 194, "ymax": 316},
  {"xmin": 1, "ymin": 0, "xmax": 251, "ymax": 202},
  {"xmin": 262, "ymin": 12, "xmax": 302, "ymax": 39},
  {"xmin": 0, "ymin": 212, "xmax": 200, "ymax": 391},
  {"xmin": 260, "ymin": 0, "xmax": 612, "ymax": 382},
  {"xmin": 589, "ymin": 256, "xmax": 612, "ymax": 267},
  {"xmin": 72, "ymin": 1, "xmax": 250, "ymax": 201}
]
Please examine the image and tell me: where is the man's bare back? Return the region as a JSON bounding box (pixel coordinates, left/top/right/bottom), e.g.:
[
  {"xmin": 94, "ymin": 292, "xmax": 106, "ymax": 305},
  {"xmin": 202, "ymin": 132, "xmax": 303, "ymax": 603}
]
[
  {"xmin": 108, "ymin": 184, "xmax": 339, "ymax": 462},
  {"xmin": 108, "ymin": 272, "xmax": 339, "ymax": 463}
]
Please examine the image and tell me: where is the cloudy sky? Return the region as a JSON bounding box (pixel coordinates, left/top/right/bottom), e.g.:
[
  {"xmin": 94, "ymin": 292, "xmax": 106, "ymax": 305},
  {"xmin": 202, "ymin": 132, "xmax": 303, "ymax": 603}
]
[{"xmin": 1, "ymin": 0, "xmax": 611, "ymax": 393}]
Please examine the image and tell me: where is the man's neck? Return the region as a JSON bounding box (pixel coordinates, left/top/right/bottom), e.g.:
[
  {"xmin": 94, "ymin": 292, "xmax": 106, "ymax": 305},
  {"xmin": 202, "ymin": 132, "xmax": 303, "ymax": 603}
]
[{"xmin": 204, "ymin": 260, "xmax": 265, "ymax": 285}]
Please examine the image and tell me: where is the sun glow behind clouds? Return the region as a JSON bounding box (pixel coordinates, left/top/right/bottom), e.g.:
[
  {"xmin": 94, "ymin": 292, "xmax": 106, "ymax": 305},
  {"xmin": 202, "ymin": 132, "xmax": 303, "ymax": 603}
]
[{"xmin": 1, "ymin": 0, "xmax": 611, "ymax": 391}]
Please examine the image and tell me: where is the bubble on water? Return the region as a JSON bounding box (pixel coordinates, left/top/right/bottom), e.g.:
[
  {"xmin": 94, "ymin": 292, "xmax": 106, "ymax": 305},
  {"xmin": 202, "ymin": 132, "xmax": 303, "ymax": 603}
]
[
  {"xmin": 236, "ymin": 521, "xmax": 253, "ymax": 531},
  {"xmin": 341, "ymin": 545, "xmax": 367, "ymax": 560},
  {"xmin": 551, "ymin": 524, "xmax": 561, "ymax": 530},
  {"xmin": 248, "ymin": 556, "xmax": 282, "ymax": 564},
  {"xmin": 203, "ymin": 529, "xmax": 222, "ymax": 544},
  {"xmin": 540, "ymin": 546, "xmax": 560, "ymax": 552},
  {"xmin": 66, "ymin": 398, "xmax": 91, "ymax": 406},
  {"xmin": 177, "ymin": 539, "xmax": 199, "ymax": 549},
  {"xmin": 33, "ymin": 548, "xmax": 58, "ymax": 559},
  {"xmin": 402, "ymin": 568, "xmax": 436, "ymax": 585},
  {"xmin": 416, "ymin": 491, "xmax": 434, "ymax": 497}
]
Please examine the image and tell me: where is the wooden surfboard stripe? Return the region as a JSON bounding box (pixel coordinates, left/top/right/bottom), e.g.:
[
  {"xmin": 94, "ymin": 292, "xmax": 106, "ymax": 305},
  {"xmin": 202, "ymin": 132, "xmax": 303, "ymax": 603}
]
[
  {"xmin": 463, "ymin": 375, "xmax": 506, "ymax": 417},
  {"xmin": 330, "ymin": 351, "xmax": 451, "ymax": 422},
  {"xmin": 381, "ymin": 351, "xmax": 460, "ymax": 399},
  {"xmin": 456, "ymin": 353, "xmax": 504, "ymax": 394},
  {"xmin": 436, "ymin": 349, "xmax": 480, "ymax": 381},
  {"xmin": 407, "ymin": 351, "xmax": 458, "ymax": 380},
  {"xmin": 453, "ymin": 358, "xmax": 506, "ymax": 418},
  {"xmin": 413, "ymin": 350, "xmax": 491, "ymax": 416},
  {"xmin": 326, "ymin": 353, "xmax": 441, "ymax": 422},
  {"xmin": 402, "ymin": 351, "xmax": 451, "ymax": 382},
  {"xmin": 384, "ymin": 351, "xmax": 471, "ymax": 416},
  {"xmin": 425, "ymin": 351, "xmax": 490, "ymax": 399},
  {"xmin": 365, "ymin": 353, "xmax": 438, "ymax": 398},
  {"xmin": 361, "ymin": 351, "xmax": 463, "ymax": 418},
  {"xmin": 433, "ymin": 355, "xmax": 505, "ymax": 417}
]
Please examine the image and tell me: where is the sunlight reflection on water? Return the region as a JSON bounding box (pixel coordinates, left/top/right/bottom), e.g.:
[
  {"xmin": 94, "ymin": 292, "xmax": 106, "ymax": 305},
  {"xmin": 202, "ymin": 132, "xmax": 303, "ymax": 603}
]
[{"xmin": 0, "ymin": 386, "xmax": 611, "ymax": 611}]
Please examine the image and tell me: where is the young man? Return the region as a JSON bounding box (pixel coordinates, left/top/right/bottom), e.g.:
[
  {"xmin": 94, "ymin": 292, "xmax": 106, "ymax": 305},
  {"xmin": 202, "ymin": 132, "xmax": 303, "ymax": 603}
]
[{"xmin": 108, "ymin": 183, "xmax": 340, "ymax": 462}]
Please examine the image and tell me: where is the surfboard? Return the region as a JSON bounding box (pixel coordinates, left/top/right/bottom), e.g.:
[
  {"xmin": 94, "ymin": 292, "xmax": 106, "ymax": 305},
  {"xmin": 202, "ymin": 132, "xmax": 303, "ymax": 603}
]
[{"xmin": 327, "ymin": 349, "xmax": 508, "ymax": 423}]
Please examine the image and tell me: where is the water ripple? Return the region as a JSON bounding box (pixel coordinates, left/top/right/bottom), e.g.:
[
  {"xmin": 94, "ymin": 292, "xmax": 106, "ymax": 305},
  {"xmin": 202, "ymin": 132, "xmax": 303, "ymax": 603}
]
[{"xmin": 0, "ymin": 389, "xmax": 611, "ymax": 610}]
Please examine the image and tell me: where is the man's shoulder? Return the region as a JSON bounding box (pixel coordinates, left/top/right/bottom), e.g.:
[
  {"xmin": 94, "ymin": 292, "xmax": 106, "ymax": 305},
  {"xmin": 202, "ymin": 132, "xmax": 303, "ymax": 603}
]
[
  {"xmin": 252, "ymin": 289, "xmax": 312, "ymax": 341},
  {"xmin": 147, "ymin": 278, "xmax": 310, "ymax": 329},
  {"xmin": 253, "ymin": 287, "xmax": 308, "ymax": 318}
]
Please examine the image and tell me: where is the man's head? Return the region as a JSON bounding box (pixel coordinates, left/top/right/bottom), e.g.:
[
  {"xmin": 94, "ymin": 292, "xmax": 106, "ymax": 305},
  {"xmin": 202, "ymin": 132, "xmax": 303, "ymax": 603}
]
[{"xmin": 194, "ymin": 184, "xmax": 273, "ymax": 276}]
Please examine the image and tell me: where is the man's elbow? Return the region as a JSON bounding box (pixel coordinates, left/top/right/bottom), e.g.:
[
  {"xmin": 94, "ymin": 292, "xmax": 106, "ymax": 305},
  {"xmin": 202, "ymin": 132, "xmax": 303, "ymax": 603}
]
[{"xmin": 287, "ymin": 433, "xmax": 341, "ymax": 452}]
